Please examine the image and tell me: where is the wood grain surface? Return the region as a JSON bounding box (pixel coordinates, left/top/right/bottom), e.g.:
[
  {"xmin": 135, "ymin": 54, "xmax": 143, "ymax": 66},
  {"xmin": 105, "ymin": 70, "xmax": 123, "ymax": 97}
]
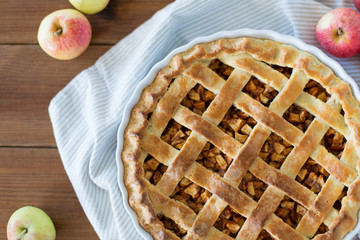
[{"xmin": 0, "ymin": 0, "xmax": 173, "ymax": 239}]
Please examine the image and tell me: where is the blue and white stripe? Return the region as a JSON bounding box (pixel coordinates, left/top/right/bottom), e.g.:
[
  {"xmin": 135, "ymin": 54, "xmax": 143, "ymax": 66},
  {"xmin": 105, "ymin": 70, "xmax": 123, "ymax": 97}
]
[{"xmin": 49, "ymin": 0, "xmax": 360, "ymax": 239}]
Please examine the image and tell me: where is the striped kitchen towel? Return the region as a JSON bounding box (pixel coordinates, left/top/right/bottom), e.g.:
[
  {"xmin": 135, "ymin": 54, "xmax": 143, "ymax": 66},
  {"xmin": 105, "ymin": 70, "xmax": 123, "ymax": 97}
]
[{"xmin": 49, "ymin": 0, "xmax": 360, "ymax": 239}]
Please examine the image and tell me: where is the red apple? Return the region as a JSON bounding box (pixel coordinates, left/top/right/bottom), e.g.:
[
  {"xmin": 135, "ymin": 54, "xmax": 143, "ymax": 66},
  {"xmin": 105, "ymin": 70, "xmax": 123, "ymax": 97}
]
[
  {"xmin": 37, "ymin": 9, "xmax": 92, "ymax": 60},
  {"xmin": 316, "ymin": 8, "xmax": 360, "ymax": 58},
  {"xmin": 354, "ymin": 0, "xmax": 360, "ymax": 12}
]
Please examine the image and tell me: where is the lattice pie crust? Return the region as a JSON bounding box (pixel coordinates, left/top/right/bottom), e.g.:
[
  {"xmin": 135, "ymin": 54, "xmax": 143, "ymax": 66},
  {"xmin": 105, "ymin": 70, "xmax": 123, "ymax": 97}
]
[{"xmin": 122, "ymin": 37, "xmax": 360, "ymax": 240}]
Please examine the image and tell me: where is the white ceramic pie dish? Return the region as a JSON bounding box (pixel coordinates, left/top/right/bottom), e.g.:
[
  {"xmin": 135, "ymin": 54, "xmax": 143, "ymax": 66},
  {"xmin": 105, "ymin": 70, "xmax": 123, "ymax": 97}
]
[{"xmin": 115, "ymin": 29, "xmax": 360, "ymax": 240}]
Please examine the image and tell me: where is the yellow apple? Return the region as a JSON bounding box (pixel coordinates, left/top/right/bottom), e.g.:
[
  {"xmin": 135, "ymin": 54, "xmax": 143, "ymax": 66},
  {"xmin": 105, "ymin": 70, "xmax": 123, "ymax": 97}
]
[
  {"xmin": 7, "ymin": 206, "xmax": 56, "ymax": 240},
  {"xmin": 69, "ymin": 0, "xmax": 110, "ymax": 15}
]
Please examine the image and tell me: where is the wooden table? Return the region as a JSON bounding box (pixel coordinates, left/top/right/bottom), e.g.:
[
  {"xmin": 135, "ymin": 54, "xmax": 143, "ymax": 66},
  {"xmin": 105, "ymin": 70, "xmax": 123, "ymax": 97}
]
[{"xmin": 0, "ymin": 0, "xmax": 173, "ymax": 239}]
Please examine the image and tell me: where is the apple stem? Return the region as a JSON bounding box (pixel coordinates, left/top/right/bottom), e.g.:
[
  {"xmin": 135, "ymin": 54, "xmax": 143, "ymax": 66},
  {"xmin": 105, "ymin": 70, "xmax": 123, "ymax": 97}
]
[
  {"xmin": 337, "ymin": 27, "xmax": 344, "ymax": 36},
  {"xmin": 54, "ymin": 28, "xmax": 62, "ymax": 37},
  {"xmin": 17, "ymin": 228, "xmax": 27, "ymax": 240}
]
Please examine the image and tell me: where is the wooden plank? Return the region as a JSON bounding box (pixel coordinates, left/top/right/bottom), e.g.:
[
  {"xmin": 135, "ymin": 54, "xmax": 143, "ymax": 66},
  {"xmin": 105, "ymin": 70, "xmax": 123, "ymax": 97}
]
[
  {"xmin": 0, "ymin": 45, "xmax": 111, "ymax": 147},
  {"xmin": 0, "ymin": 147, "xmax": 98, "ymax": 239},
  {"xmin": 0, "ymin": 0, "xmax": 173, "ymax": 44}
]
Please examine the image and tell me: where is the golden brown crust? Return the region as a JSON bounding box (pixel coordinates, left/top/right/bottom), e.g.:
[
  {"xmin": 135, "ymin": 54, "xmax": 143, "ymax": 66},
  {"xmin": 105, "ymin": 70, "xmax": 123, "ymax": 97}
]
[{"xmin": 121, "ymin": 37, "xmax": 360, "ymax": 240}]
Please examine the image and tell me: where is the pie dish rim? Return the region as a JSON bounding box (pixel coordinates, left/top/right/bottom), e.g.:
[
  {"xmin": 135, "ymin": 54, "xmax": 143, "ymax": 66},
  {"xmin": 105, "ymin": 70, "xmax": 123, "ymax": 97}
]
[{"xmin": 115, "ymin": 28, "xmax": 360, "ymax": 240}]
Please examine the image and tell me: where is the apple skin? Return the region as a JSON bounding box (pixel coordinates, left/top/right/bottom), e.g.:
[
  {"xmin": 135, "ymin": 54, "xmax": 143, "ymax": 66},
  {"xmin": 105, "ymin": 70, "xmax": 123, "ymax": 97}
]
[
  {"xmin": 7, "ymin": 206, "xmax": 56, "ymax": 240},
  {"xmin": 69, "ymin": 0, "xmax": 110, "ymax": 15},
  {"xmin": 38, "ymin": 9, "xmax": 92, "ymax": 60},
  {"xmin": 316, "ymin": 8, "xmax": 360, "ymax": 58},
  {"xmin": 354, "ymin": 0, "xmax": 360, "ymax": 12}
]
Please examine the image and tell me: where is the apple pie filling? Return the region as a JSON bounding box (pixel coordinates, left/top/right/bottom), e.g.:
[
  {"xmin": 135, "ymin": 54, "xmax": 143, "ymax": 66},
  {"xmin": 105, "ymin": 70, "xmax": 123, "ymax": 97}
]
[
  {"xmin": 296, "ymin": 158, "xmax": 329, "ymax": 194},
  {"xmin": 316, "ymin": 223, "xmax": 329, "ymax": 235},
  {"xmin": 269, "ymin": 64, "xmax": 293, "ymax": 79},
  {"xmin": 214, "ymin": 206, "xmax": 246, "ymax": 238},
  {"xmin": 143, "ymin": 155, "xmax": 168, "ymax": 185},
  {"xmin": 219, "ymin": 106, "xmax": 258, "ymax": 144},
  {"xmin": 283, "ymin": 104, "xmax": 315, "ymax": 132},
  {"xmin": 208, "ymin": 59, "xmax": 234, "ymax": 80},
  {"xmin": 275, "ymin": 196, "xmax": 307, "ymax": 229},
  {"xmin": 181, "ymin": 84, "xmax": 215, "ymax": 116},
  {"xmin": 161, "ymin": 119, "xmax": 192, "ymax": 150},
  {"xmin": 243, "ymin": 76, "xmax": 279, "ymax": 107},
  {"xmin": 239, "ymin": 171, "xmax": 268, "ymax": 202},
  {"xmin": 321, "ymin": 127, "xmax": 347, "ymax": 159},
  {"xmin": 257, "ymin": 230, "xmax": 274, "ymax": 240},
  {"xmin": 157, "ymin": 214, "xmax": 187, "ymax": 238},
  {"xmin": 170, "ymin": 177, "xmax": 212, "ymax": 214},
  {"xmin": 259, "ymin": 133, "xmax": 294, "ymax": 169},
  {"xmin": 196, "ymin": 142, "xmax": 233, "ymax": 177},
  {"xmin": 304, "ymin": 80, "xmax": 331, "ymax": 102}
]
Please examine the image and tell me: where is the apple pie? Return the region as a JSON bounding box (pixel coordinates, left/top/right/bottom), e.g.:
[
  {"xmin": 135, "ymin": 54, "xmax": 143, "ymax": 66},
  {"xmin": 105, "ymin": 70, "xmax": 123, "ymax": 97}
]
[{"xmin": 122, "ymin": 37, "xmax": 360, "ymax": 240}]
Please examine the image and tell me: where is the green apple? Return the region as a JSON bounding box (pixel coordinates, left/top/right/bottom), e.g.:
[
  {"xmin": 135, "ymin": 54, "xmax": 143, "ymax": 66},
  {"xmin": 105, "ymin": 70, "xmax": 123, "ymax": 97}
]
[
  {"xmin": 7, "ymin": 206, "xmax": 56, "ymax": 240},
  {"xmin": 68, "ymin": 0, "xmax": 110, "ymax": 15}
]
